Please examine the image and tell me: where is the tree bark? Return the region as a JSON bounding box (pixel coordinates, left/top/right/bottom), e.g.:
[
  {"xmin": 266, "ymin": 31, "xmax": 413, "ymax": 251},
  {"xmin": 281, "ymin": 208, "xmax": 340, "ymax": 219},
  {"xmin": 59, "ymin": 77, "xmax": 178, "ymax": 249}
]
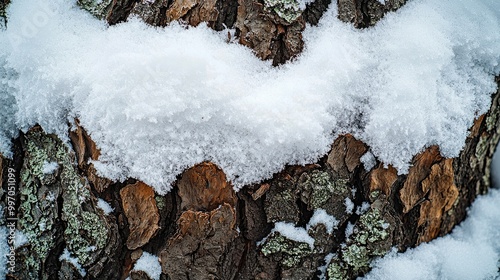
[{"xmin": 1, "ymin": 1, "xmax": 499, "ymax": 280}]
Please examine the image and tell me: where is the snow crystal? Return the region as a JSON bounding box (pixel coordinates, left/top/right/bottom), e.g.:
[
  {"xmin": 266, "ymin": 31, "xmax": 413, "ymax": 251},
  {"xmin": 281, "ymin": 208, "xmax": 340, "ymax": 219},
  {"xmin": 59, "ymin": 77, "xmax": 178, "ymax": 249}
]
[
  {"xmin": 97, "ymin": 198, "xmax": 114, "ymax": 215},
  {"xmin": 344, "ymin": 197, "xmax": 354, "ymax": 214},
  {"xmin": 133, "ymin": 252, "xmax": 161, "ymax": 280},
  {"xmin": 42, "ymin": 161, "xmax": 58, "ymax": 174},
  {"xmin": 355, "ymin": 202, "xmax": 370, "ymax": 215},
  {"xmin": 273, "ymin": 222, "xmax": 315, "ymax": 249},
  {"xmin": 60, "ymin": 248, "xmax": 86, "ymax": 277},
  {"xmin": 362, "ymin": 188, "xmax": 500, "ymax": 280},
  {"xmin": 345, "ymin": 222, "xmax": 354, "ymax": 239},
  {"xmin": 307, "ymin": 208, "xmax": 339, "ymax": 234},
  {"xmin": 0, "ymin": 0, "xmax": 499, "ymax": 193},
  {"xmin": 360, "ymin": 151, "xmax": 376, "ymax": 171}
]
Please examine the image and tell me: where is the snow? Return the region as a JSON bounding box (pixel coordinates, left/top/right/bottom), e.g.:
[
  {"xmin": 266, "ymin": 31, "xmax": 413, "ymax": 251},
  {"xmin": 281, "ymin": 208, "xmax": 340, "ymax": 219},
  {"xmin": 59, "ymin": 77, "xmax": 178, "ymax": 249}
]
[
  {"xmin": 0, "ymin": 0, "xmax": 499, "ymax": 193},
  {"xmin": 97, "ymin": 198, "xmax": 114, "ymax": 215},
  {"xmin": 59, "ymin": 248, "xmax": 86, "ymax": 277},
  {"xmin": 273, "ymin": 222, "xmax": 315, "ymax": 249},
  {"xmin": 360, "ymin": 151, "xmax": 376, "ymax": 171},
  {"xmin": 42, "ymin": 161, "xmax": 58, "ymax": 174},
  {"xmin": 344, "ymin": 197, "xmax": 354, "ymax": 214},
  {"xmin": 362, "ymin": 188, "xmax": 500, "ymax": 280},
  {"xmin": 307, "ymin": 208, "xmax": 339, "ymax": 234},
  {"xmin": 355, "ymin": 202, "xmax": 370, "ymax": 215},
  {"xmin": 132, "ymin": 252, "xmax": 161, "ymax": 280},
  {"xmin": 318, "ymin": 253, "xmax": 334, "ymax": 280}
]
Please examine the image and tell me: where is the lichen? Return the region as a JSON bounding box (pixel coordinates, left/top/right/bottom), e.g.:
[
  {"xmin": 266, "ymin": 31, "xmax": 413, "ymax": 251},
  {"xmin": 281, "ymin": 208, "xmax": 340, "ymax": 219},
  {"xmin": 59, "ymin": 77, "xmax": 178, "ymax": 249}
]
[
  {"xmin": 263, "ymin": 0, "xmax": 304, "ymax": 23},
  {"xmin": 77, "ymin": 0, "xmax": 113, "ymax": 19},
  {"xmin": 333, "ymin": 208, "xmax": 392, "ymax": 276},
  {"xmin": 155, "ymin": 195, "xmax": 166, "ymax": 211},
  {"xmin": 18, "ymin": 130, "xmax": 108, "ymax": 277},
  {"xmin": 303, "ymin": 171, "xmax": 349, "ymax": 209},
  {"xmin": 260, "ymin": 232, "xmax": 313, "ymax": 268},
  {"xmin": 326, "ymin": 260, "xmax": 348, "ymax": 280}
]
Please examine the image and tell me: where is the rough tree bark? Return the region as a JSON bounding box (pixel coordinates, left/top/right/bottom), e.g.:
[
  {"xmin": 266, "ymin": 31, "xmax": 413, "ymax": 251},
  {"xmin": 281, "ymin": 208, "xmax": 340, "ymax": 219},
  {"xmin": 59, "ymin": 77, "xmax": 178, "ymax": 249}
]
[{"xmin": 1, "ymin": 0, "xmax": 499, "ymax": 279}]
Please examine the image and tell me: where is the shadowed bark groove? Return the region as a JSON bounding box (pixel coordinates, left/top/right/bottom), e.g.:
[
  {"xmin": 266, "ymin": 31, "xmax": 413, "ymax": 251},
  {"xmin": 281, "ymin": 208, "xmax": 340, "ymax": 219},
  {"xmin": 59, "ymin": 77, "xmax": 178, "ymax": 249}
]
[{"xmin": 2, "ymin": 1, "xmax": 500, "ymax": 280}]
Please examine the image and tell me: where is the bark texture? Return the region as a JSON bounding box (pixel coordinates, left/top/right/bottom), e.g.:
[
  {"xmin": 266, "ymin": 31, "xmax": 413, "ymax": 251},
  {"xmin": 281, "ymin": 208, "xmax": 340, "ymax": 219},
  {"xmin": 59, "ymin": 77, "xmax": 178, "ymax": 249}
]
[{"xmin": 1, "ymin": 1, "xmax": 500, "ymax": 280}]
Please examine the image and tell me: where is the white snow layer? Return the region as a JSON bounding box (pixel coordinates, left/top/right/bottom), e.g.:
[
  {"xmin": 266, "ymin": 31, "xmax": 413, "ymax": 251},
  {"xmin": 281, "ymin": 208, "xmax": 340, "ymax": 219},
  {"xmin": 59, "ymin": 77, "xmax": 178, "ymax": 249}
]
[
  {"xmin": 361, "ymin": 188, "xmax": 500, "ymax": 280},
  {"xmin": 133, "ymin": 252, "xmax": 161, "ymax": 280},
  {"xmin": 307, "ymin": 208, "xmax": 338, "ymax": 234},
  {"xmin": 0, "ymin": 0, "xmax": 499, "ymax": 194}
]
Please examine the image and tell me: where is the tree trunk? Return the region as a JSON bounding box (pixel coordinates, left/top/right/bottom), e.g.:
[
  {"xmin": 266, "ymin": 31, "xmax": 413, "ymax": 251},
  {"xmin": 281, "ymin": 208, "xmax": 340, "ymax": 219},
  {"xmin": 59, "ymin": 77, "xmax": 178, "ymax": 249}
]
[{"xmin": 1, "ymin": 0, "xmax": 499, "ymax": 280}]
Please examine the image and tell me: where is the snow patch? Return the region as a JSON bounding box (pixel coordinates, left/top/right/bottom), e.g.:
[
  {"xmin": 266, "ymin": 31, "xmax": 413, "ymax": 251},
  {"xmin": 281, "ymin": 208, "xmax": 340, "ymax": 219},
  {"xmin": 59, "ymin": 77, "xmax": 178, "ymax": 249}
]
[
  {"xmin": 273, "ymin": 222, "xmax": 315, "ymax": 249},
  {"xmin": 132, "ymin": 252, "xmax": 161, "ymax": 280},
  {"xmin": 362, "ymin": 189, "xmax": 500, "ymax": 280},
  {"xmin": 97, "ymin": 198, "xmax": 114, "ymax": 215},
  {"xmin": 42, "ymin": 161, "xmax": 58, "ymax": 174},
  {"xmin": 307, "ymin": 208, "xmax": 339, "ymax": 234}
]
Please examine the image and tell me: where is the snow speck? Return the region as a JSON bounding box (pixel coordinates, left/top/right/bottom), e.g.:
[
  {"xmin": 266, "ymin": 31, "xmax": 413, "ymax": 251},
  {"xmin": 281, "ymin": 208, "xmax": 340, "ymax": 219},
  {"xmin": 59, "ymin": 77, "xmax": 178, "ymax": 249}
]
[
  {"xmin": 356, "ymin": 202, "xmax": 370, "ymax": 215},
  {"xmin": 97, "ymin": 198, "xmax": 114, "ymax": 215},
  {"xmin": 273, "ymin": 222, "xmax": 315, "ymax": 249},
  {"xmin": 46, "ymin": 191, "xmax": 56, "ymax": 202},
  {"xmin": 132, "ymin": 252, "xmax": 161, "ymax": 280},
  {"xmin": 344, "ymin": 197, "xmax": 354, "ymax": 214},
  {"xmin": 318, "ymin": 253, "xmax": 335, "ymax": 280},
  {"xmin": 345, "ymin": 222, "xmax": 354, "ymax": 239},
  {"xmin": 42, "ymin": 161, "xmax": 58, "ymax": 175},
  {"xmin": 307, "ymin": 208, "xmax": 338, "ymax": 234},
  {"xmin": 60, "ymin": 248, "xmax": 87, "ymax": 277}
]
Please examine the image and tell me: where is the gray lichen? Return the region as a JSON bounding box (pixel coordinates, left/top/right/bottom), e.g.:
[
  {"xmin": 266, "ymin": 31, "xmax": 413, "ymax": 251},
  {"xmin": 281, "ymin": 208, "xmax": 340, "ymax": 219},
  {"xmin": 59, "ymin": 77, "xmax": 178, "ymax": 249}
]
[
  {"xmin": 327, "ymin": 207, "xmax": 392, "ymax": 278},
  {"xmin": 18, "ymin": 129, "xmax": 109, "ymax": 277},
  {"xmin": 263, "ymin": 0, "xmax": 304, "ymax": 23},
  {"xmin": 261, "ymin": 232, "xmax": 313, "ymax": 268},
  {"xmin": 77, "ymin": 0, "xmax": 113, "ymax": 19}
]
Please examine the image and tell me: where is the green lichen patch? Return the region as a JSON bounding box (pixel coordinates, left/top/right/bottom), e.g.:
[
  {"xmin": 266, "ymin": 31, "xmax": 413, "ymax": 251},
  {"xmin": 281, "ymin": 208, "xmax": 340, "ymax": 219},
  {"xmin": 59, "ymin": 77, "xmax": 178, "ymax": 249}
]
[
  {"xmin": 333, "ymin": 207, "xmax": 393, "ymax": 277},
  {"xmin": 260, "ymin": 232, "xmax": 313, "ymax": 268},
  {"xmin": 326, "ymin": 259, "xmax": 348, "ymax": 280},
  {"xmin": 299, "ymin": 170, "xmax": 350, "ymax": 209},
  {"xmin": 263, "ymin": 0, "xmax": 304, "ymax": 23},
  {"xmin": 77, "ymin": 0, "xmax": 113, "ymax": 19},
  {"xmin": 17, "ymin": 129, "xmax": 109, "ymax": 277}
]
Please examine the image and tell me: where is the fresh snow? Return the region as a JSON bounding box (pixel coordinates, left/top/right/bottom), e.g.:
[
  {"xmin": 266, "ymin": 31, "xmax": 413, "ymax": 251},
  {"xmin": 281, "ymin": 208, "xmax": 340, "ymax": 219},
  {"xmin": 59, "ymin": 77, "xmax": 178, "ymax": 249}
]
[
  {"xmin": 361, "ymin": 188, "xmax": 500, "ymax": 280},
  {"xmin": 97, "ymin": 198, "xmax": 114, "ymax": 215},
  {"xmin": 0, "ymin": 0, "xmax": 499, "ymax": 193},
  {"xmin": 133, "ymin": 252, "xmax": 161, "ymax": 280}
]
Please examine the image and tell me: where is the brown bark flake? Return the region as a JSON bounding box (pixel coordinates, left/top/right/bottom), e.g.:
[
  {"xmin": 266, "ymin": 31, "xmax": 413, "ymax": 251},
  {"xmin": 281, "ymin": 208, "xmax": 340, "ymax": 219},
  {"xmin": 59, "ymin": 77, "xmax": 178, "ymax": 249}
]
[
  {"xmin": 120, "ymin": 181, "xmax": 160, "ymax": 250},
  {"xmin": 160, "ymin": 203, "xmax": 239, "ymax": 279},
  {"xmin": 177, "ymin": 162, "xmax": 237, "ymax": 212},
  {"xmin": 327, "ymin": 134, "xmax": 368, "ymax": 178},
  {"xmin": 417, "ymin": 159, "xmax": 458, "ymax": 243},
  {"xmin": 400, "ymin": 145, "xmax": 443, "ymax": 213},
  {"xmin": 369, "ymin": 164, "xmax": 397, "ymax": 196}
]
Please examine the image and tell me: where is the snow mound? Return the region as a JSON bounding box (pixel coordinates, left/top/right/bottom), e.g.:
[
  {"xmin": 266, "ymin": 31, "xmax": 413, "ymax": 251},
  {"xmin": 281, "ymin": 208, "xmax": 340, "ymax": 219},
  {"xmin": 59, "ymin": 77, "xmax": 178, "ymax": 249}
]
[
  {"xmin": 0, "ymin": 0, "xmax": 499, "ymax": 193},
  {"xmin": 362, "ymin": 188, "xmax": 500, "ymax": 280}
]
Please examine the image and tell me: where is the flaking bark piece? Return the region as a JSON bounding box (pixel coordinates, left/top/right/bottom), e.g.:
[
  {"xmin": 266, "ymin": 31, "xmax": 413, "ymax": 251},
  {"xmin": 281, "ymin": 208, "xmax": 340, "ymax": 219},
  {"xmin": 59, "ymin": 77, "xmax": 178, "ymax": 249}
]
[{"xmin": 120, "ymin": 181, "xmax": 160, "ymax": 250}]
